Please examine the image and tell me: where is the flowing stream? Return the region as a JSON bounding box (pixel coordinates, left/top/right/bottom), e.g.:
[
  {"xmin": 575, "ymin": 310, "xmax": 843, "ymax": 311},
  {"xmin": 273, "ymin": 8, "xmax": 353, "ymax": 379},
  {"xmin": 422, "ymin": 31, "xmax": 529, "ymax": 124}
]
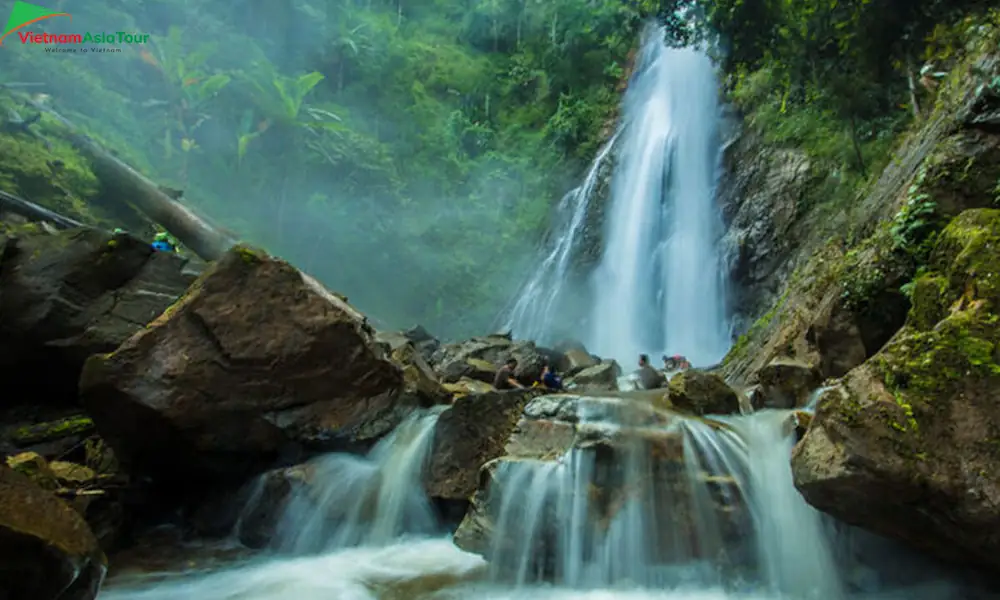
[{"xmin": 100, "ymin": 400, "xmax": 973, "ymax": 600}]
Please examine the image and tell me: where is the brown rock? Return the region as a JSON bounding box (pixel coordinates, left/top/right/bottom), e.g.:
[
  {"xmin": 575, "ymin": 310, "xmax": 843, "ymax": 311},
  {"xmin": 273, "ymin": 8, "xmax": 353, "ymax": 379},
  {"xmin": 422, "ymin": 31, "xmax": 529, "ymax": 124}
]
[
  {"xmin": 0, "ymin": 227, "xmax": 195, "ymax": 406},
  {"xmin": 424, "ymin": 388, "xmax": 544, "ymax": 500},
  {"xmin": 792, "ymin": 209, "xmax": 1000, "ymax": 570},
  {"xmin": 79, "ymin": 245, "xmax": 406, "ymax": 485},
  {"xmin": 755, "ymin": 358, "xmax": 821, "ymax": 409},
  {"xmin": 666, "ymin": 371, "xmax": 740, "ymax": 415},
  {"xmin": 0, "ymin": 466, "xmax": 106, "ymax": 600},
  {"xmin": 558, "ymin": 349, "xmax": 599, "ymax": 375},
  {"xmin": 442, "ymin": 377, "xmax": 495, "ymax": 398},
  {"xmin": 431, "ymin": 337, "xmax": 547, "ymax": 385},
  {"xmin": 567, "ymin": 361, "xmax": 621, "ymax": 390},
  {"xmin": 793, "ymin": 411, "xmax": 812, "ymax": 442},
  {"xmin": 392, "ymin": 342, "xmax": 450, "ymax": 407}
]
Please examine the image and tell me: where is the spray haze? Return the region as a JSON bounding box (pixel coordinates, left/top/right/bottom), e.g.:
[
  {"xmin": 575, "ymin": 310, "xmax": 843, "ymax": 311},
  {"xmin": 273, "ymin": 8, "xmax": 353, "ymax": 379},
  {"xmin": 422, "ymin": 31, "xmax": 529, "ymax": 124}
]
[{"xmin": 0, "ymin": 0, "xmax": 650, "ymax": 340}]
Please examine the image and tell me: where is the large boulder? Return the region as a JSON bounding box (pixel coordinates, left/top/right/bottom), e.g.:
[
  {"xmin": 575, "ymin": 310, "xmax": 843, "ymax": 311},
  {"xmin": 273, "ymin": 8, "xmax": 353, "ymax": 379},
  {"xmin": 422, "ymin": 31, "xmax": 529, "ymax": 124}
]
[
  {"xmin": 792, "ymin": 209, "xmax": 1000, "ymax": 570},
  {"xmin": 430, "ymin": 336, "xmax": 547, "ymax": 385},
  {"xmin": 557, "ymin": 348, "xmax": 599, "ymax": 375},
  {"xmin": 79, "ymin": 245, "xmax": 407, "ymax": 487},
  {"xmin": 375, "ymin": 325, "xmax": 440, "ymax": 365},
  {"xmin": 424, "ymin": 388, "xmax": 544, "ymax": 501},
  {"xmin": 754, "ymin": 358, "xmax": 821, "ymax": 409},
  {"xmin": 566, "ymin": 360, "xmax": 621, "ymax": 391},
  {"xmin": 0, "ymin": 226, "xmax": 195, "ymax": 404},
  {"xmin": 391, "ymin": 342, "xmax": 450, "ymax": 407},
  {"xmin": 666, "ymin": 370, "xmax": 741, "ymax": 415},
  {"xmin": 0, "ymin": 465, "xmax": 106, "ymax": 600}
]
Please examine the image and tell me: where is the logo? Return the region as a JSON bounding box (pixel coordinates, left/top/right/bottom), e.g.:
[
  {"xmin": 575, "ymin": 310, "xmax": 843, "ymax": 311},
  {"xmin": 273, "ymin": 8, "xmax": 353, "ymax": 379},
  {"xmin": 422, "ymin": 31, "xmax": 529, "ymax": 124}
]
[
  {"xmin": 0, "ymin": 1, "xmax": 148, "ymax": 50},
  {"xmin": 0, "ymin": 0, "xmax": 68, "ymax": 45}
]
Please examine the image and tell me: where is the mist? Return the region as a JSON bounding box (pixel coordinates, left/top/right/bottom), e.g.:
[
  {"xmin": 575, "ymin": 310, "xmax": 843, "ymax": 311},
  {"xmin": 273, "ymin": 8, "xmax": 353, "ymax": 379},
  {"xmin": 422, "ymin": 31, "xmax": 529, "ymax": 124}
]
[{"xmin": 0, "ymin": 0, "xmax": 653, "ymax": 340}]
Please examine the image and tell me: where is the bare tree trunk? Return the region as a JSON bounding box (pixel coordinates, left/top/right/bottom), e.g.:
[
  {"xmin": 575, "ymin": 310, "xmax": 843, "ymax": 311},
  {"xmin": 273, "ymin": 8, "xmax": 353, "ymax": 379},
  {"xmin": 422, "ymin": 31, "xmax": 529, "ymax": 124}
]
[
  {"xmin": 849, "ymin": 114, "xmax": 867, "ymax": 176},
  {"xmin": 516, "ymin": 0, "xmax": 523, "ymax": 48},
  {"xmin": 27, "ymin": 99, "xmax": 235, "ymax": 261},
  {"xmin": 906, "ymin": 56, "xmax": 921, "ymax": 120},
  {"xmin": 0, "ymin": 189, "xmax": 86, "ymax": 229}
]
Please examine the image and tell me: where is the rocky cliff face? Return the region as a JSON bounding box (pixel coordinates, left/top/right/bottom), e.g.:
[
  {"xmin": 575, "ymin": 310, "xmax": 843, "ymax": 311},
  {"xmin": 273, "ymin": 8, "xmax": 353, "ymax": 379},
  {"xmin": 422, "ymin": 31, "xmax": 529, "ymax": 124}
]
[
  {"xmin": 719, "ymin": 25, "xmax": 1000, "ymax": 387},
  {"xmin": 718, "ymin": 17, "xmax": 1000, "ymax": 573},
  {"xmin": 792, "ymin": 209, "xmax": 1000, "ymax": 570}
]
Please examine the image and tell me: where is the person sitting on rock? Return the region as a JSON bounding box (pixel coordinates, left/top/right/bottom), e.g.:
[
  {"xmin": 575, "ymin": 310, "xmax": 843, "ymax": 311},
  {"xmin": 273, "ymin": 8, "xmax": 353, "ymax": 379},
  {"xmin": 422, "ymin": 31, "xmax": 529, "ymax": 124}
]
[
  {"xmin": 493, "ymin": 357, "xmax": 524, "ymax": 390},
  {"xmin": 151, "ymin": 231, "xmax": 177, "ymax": 253},
  {"xmin": 636, "ymin": 354, "xmax": 666, "ymax": 390},
  {"xmin": 539, "ymin": 364, "xmax": 563, "ymax": 391},
  {"xmin": 664, "ymin": 354, "xmax": 691, "ymax": 371}
]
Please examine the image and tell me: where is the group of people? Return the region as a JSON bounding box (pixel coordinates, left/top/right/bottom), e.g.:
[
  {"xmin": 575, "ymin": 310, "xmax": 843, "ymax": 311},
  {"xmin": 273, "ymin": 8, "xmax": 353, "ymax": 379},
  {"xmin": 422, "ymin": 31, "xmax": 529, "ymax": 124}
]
[
  {"xmin": 492, "ymin": 351, "xmax": 691, "ymax": 393},
  {"xmin": 493, "ymin": 357, "xmax": 564, "ymax": 391}
]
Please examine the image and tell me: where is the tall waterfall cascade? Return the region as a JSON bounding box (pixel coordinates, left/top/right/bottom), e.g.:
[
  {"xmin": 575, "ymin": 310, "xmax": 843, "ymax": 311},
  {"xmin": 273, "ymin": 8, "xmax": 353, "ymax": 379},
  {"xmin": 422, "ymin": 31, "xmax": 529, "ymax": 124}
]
[
  {"xmin": 505, "ymin": 27, "xmax": 730, "ymax": 368},
  {"xmin": 501, "ymin": 134, "xmax": 618, "ymax": 344}
]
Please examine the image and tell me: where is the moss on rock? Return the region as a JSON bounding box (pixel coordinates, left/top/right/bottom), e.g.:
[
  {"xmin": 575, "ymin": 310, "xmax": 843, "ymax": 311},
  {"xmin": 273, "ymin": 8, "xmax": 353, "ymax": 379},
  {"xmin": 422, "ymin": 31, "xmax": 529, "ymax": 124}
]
[
  {"xmin": 12, "ymin": 415, "xmax": 95, "ymax": 446},
  {"xmin": 876, "ymin": 209, "xmax": 1000, "ymax": 412}
]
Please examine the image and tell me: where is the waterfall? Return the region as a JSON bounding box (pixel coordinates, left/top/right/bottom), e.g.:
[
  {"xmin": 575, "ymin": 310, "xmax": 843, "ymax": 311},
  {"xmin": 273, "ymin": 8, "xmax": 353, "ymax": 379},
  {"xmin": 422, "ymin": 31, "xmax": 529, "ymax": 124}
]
[
  {"xmin": 502, "ymin": 134, "xmax": 618, "ymax": 343},
  {"xmin": 502, "ymin": 25, "xmax": 730, "ymax": 367},
  {"xmin": 267, "ymin": 407, "xmax": 445, "ymax": 553},
  {"xmin": 102, "ymin": 399, "xmax": 977, "ymax": 600},
  {"xmin": 480, "ymin": 404, "xmax": 842, "ymax": 596},
  {"xmin": 587, "ymin": 27, "xmax": 730, "ymax": 367}
]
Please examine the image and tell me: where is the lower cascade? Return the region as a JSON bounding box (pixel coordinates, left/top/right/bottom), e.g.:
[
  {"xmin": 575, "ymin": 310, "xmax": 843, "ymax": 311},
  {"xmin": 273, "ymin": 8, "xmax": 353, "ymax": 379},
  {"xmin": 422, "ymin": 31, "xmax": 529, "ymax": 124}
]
[{"xmin": 101, "ymin": 397, "xmax": 975, "ymax": 600}]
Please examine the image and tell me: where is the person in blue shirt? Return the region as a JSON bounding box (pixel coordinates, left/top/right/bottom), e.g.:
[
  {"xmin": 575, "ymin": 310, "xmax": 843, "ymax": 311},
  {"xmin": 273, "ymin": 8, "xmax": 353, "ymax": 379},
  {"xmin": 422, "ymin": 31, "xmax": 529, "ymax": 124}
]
[
  {"xmin": 539, "ymin": 363, "xmax": 563, "ymax": 391},
  {"xmin": 151, "ymin": 231, "xmax": 176, "ymax": 253}
]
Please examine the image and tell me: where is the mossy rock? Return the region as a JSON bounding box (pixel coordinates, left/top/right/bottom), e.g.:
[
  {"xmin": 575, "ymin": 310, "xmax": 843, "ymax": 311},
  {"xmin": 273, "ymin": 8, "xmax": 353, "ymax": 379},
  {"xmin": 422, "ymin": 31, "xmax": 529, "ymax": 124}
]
[
  {"xmin": 5, "ymin": 452, "xmax": 57, "ymax": 490},
  {"xmin": 666, "ymin": 370, "xmax": 741, "ymax": 416},
  {"xmin": 792, "ymin": 209, "xmax": 1000, "ymax": 570},
  {"xmin": 875, "ymin": 210, "xmax": 1000, "ymax": 422},
  {"xmin": 12, "ymin": 415, "xmax": 95, "ymax": 446},
  {"xmin": 927, "ymin": 208, "xmax": 1000, "ymax": 300}
]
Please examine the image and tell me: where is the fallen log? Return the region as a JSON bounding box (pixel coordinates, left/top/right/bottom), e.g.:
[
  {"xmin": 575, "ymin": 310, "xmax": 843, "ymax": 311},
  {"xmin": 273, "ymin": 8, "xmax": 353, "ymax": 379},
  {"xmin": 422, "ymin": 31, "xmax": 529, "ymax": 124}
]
[
  {"xmin": 0, "ymin": 189, "xmax": 87, "ymax": 229},
  {"xmin": 24, "ymin": 97, "xmax": 236, "ymax": 261}
]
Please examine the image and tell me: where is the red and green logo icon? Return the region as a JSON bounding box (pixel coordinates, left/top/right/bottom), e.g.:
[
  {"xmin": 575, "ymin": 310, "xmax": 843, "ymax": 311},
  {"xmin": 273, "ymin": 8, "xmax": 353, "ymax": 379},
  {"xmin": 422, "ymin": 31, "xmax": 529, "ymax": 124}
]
[{"xmin": 0, "ymin": 1, "xmax": 70, "ymax": 45}]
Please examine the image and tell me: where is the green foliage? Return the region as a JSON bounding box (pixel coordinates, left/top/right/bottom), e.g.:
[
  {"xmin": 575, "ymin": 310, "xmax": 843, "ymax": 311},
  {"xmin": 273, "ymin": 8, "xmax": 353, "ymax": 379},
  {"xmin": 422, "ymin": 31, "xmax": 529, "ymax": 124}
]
[
  {"xmin": 0, "ymin": 0, "xmax": 676, "ymax": 339},
  {"xmin": 891, "ymin": 167, "xmax": 942, "ymax": 259},
  {"xmin": 712, "ymin": 0, "xmax": 993, "ymax": 225}
]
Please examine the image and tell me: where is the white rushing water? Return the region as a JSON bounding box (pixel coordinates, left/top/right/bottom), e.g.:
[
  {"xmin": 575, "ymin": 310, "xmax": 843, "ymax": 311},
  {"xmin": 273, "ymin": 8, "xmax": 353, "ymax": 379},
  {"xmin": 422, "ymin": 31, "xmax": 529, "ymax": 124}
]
[
  {"xmin": 587, "ymin": 27, "xmax": 730, "ymax": 367},
  {"xmin": 102, "ymin": 400, "xmax": 974, "ymax": 600},
  {"xmin": 503, "ymin": 26, "xmax": 730, "ymax": 366},
  {"xmin": 501, "ymin": 133, "xmax": 618, "ymax": 343}
]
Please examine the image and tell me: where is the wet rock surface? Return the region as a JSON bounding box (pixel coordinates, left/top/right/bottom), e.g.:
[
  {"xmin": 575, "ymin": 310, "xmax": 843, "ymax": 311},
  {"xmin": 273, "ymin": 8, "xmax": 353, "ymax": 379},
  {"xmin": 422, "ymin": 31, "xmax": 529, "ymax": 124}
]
[
  {"xmin": 754, "ymin": 358, "xmax": 821, "ymax": 409},
  {"xmin": 566, "ymin": 360, "xmax": 621, "ymax": 391},
  {"xmin": 425, "ymin": 389, "xmax": 545, "ymax": 500},
  {"xmin": 792, "ymin": 209, "xmax": 1000, "ymax": 570},
  {"xmin": 430, "ymin": 336, "xmax": 547, "ymax": 385},
  {"xmin": 453, "ymin": 393, "xmax": 751, "ymax": 573},
  {"xmin": 0, "ymin": 226, "xmax": 193, "ymax": 404},
  {"xmin": 79, "ymin": 245, "xmax": 407, "ymax": 486},
  {"xmin": 0, "ymin": 465, "xmax": 106, "ymax": 600},
  {"xmin": 666, "ymin": 370, "xmax": 741, "ymax": 415}
]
